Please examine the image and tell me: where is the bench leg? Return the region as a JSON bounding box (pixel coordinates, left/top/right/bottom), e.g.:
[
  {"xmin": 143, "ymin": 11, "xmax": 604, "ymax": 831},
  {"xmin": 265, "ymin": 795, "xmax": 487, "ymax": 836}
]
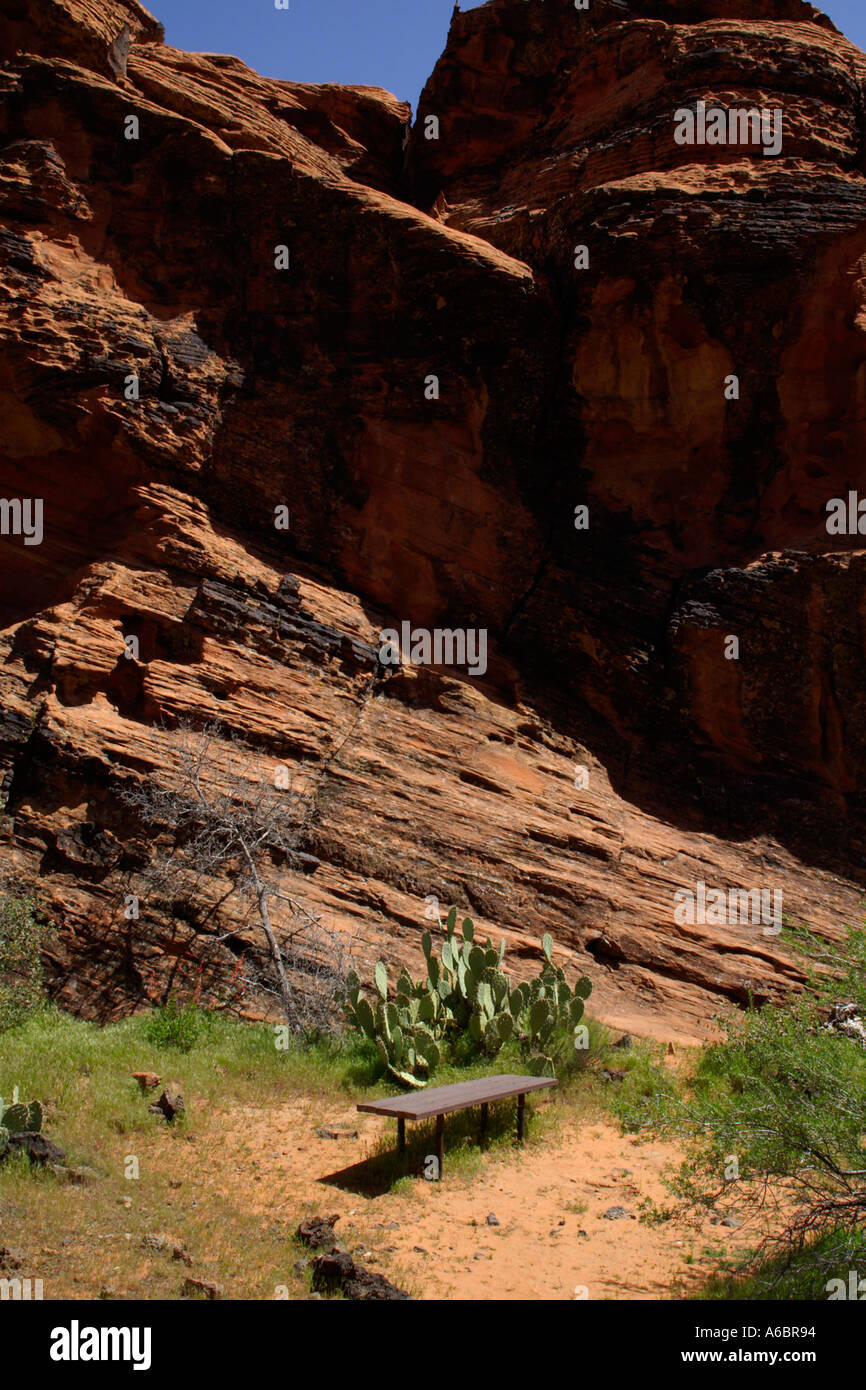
[
  {"xmin": 517, "ymin": 1093, "xmax": 526, "ymax": 1143},
  {"xmin": 480, "ymin": 1101, "xmax": 489, "ymax": 1145},
  {"xmin": 436, "ymin": 1114, "xmax": 444, "ymax": 1177},
  {"xmin": 398, "ymin": 1117, "xmax": 406, "ymax": 1154}
]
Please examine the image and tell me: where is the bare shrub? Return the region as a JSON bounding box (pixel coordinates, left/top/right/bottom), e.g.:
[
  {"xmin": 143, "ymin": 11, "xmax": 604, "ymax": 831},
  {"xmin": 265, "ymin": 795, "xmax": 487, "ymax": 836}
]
[{"xmin": 121, "ymin": 719, "xmax": 351, "ymax": 1036}]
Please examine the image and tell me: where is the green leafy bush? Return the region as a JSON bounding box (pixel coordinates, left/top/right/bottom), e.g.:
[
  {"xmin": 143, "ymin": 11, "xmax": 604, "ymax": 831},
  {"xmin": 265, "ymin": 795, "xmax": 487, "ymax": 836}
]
[
  {"xmin": 340, "ymin": 906, "xmax": 592, "ymax": 1087},
  {"xmin": 143, "ymin": 997, "xmax": 212, "ymax": 1052},
  {"xmin": 0, "ymin": 891, "xmax": 47, "ymax": 1033},
  {"xmin": 625, "ymin": 922, "xmax": 866, "ymax": 1298},
  {"xmin": 702, "ymin": 1230, "xmax": 866, "ymax": 1301}
]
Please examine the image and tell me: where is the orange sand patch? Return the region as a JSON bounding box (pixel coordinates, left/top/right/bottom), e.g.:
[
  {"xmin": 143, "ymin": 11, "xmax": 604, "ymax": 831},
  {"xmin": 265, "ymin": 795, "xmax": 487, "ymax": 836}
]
[{"xmin": 203, "ymin": 1094, "xmax": 778, "ymax": 1301}]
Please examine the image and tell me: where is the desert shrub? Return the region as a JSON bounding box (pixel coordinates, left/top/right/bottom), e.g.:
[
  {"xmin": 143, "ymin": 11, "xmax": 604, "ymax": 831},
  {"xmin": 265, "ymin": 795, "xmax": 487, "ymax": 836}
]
[
  {"xmin": 0, "ymin": 890, "xmax": 47, "ymax": 1033},
  {"xmin": 702, "ymin": 1229, "xmax": 866, "ymax": 1301},
  {"xmin": 624, "ymin": 923, "xmax": 866, "ymax": 1298},
  {"xmin": 236, "ymin": 908, "xmax": 355, "ymax": 1041},
  {"xmin": 122, "ymin": 719, "xmax": 354, "ymax": 1038},
  {"xmin": 143, "ymin": 997, "xmax": 214, "ymax": 1052}
]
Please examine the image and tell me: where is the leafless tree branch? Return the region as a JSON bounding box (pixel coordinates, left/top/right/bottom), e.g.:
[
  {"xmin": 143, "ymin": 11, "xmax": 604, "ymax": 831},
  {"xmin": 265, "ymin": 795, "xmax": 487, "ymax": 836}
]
[{"xmin": 120, "ymin": 719, "xmax": 352, "ymax": 1034}]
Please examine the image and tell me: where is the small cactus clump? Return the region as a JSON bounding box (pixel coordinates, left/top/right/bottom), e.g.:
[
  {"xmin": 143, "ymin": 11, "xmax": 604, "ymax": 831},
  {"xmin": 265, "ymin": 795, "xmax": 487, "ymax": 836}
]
[{"xmin": 0, "ymin": 1097, "xmax": 46, "ymax": 1162}]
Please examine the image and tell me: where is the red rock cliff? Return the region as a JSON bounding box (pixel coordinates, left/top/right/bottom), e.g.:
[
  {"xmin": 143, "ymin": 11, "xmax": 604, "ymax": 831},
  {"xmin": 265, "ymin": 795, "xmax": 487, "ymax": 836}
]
[{"xmin": 1, "ymin": 0, "xmax": 865, "ymax": 1040}]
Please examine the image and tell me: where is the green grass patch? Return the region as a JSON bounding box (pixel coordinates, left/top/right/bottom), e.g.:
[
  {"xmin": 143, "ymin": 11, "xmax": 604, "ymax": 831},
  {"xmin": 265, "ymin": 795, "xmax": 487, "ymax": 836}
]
[{"xmin": 700, "ymin": 1230, "xmax": 866, "ymax": 1301}]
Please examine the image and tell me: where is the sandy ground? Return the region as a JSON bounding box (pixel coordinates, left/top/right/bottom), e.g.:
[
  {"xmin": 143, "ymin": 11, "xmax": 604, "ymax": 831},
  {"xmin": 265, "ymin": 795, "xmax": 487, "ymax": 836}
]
[{"xmin": 206, "ymin": 1093, "xmax": 778, "ymax": 1301}]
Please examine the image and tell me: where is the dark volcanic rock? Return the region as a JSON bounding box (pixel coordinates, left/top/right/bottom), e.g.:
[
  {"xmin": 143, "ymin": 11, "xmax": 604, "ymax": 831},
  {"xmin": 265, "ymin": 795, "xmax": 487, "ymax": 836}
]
[
  {"xmin": 296, "ymin": 1214, "xmax": 342, "ymax": 1252},
  {"xmin": 6, "ymin": 1132, "xmax": 66, "ymax": 1166},
  {"xmin": 147, "ymin": 1089, "xmax": 185, "ymax": 1123},
  {"xmin": 311, "ymin": 1251, "xmax": 411, "ymax": 1301}
]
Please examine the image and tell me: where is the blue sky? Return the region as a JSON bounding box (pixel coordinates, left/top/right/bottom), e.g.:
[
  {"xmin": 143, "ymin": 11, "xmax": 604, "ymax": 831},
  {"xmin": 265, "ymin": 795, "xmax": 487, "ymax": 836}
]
[{"xmin": 159, "ymin": 1, "xmax": 866, "ymax": 113}]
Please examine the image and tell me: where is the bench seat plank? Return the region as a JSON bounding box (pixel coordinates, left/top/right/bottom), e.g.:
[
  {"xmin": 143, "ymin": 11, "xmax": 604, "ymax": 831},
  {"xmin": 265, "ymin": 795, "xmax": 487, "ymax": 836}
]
[{"xmin": 356, "ymin": 1073, "xmax": 556, "ymax": 1121}]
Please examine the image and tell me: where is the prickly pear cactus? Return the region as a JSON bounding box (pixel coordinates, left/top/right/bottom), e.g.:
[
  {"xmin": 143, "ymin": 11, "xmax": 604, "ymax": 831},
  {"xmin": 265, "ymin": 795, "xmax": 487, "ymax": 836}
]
[
  {"xmin": 528, "ymin": 1052, "xmax": 555, "ymax": 1077},
  {"xmin": 1, "ymin": 1103, "xmax": 29, "ymax": 1134},
  {"xmin": 0, "ymin": 1099, "xmax": 43, "ymax": 1136},
  {"xmin": 339, "ymin": 911, "xmax": 593, "ymax": 1085}
]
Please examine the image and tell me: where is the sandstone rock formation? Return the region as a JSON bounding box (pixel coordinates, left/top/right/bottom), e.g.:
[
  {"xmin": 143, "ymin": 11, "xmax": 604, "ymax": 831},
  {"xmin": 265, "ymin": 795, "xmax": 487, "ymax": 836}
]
[{"xmin": 1, "ymin": 0, "xmax": 865, "ymax": 1041}]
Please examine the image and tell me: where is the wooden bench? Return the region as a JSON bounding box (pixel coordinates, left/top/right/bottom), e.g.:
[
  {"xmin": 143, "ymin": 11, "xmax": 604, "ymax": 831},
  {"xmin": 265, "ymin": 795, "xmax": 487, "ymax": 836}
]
[{"xmin": 357, "ymin": 1074, "xmax": 556, "ymax": 1176}]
